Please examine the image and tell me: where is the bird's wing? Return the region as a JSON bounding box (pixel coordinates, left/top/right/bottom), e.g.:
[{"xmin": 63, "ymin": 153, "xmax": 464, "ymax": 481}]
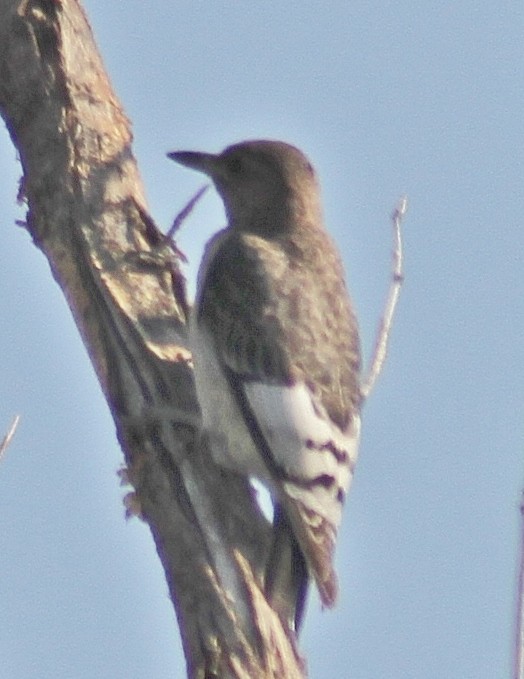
[
  {"xmin": 197, "ymin": 229, "xmax": 361, "ymax": 608},
  {"xmin": 238, "ymin": 379, "xmax": 360, "ymax": 608}
]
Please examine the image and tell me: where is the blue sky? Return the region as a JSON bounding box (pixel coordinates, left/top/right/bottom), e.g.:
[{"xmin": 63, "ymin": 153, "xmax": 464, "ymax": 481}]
[{"xmin": 0, "ymin": 2, "xmax": 523, "ymax": 677}]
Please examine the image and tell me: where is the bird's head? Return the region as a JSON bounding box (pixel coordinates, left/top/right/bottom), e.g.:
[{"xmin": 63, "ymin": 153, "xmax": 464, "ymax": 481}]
[{"xmin": 168, "ymin": 140, "xmax": 323, "ymax": 235}]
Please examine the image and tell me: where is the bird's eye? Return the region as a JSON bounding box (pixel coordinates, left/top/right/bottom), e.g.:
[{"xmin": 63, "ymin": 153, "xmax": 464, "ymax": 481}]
[{"xmin": 226, "ymin": 155, "xmax": 243, "ymax": 174}]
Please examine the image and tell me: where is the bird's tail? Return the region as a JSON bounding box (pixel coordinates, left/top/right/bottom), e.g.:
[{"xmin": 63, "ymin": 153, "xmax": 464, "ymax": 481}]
[{"xmin": 264, "ymin": 504, "xmax": 309, "ymax": 634}]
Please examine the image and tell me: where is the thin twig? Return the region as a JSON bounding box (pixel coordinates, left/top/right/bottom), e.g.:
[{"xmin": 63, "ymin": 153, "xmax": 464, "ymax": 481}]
[
  {"xmin": 166, "ymin": 184, "xmax": 209, "ymax": 241},
  {"xmin": 360, "ymin": 196, "xmax": 408, "ymax": 400},
  {"xmin": 514, "ymin": 491, "xmax": 524, "ymax": 679},
  {"xmin": 0, "ymin": 415, "xmax": 20, "ymax": 461}
]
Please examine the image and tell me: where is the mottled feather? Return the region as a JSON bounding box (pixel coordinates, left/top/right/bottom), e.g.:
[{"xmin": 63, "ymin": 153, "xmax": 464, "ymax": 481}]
[{"xmin": 196, "ymin": 223, "xmax": 361, "ymax": 607}]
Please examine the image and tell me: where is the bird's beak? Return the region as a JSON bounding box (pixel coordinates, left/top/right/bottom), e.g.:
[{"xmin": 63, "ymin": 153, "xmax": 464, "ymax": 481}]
[{"xmin": 167, "ymin": 150, "xmax": 220, "ymax": 177}]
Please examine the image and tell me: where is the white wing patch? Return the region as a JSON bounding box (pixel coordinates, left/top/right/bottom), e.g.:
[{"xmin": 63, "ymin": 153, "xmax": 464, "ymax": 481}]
[{"xmin": 243, "ymin": 382, "xmax": 360, "ymax": 528}]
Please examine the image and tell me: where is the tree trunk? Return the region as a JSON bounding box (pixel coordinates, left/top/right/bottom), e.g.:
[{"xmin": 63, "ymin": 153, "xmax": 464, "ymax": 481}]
[{"xmin": 0, "ymin": 1, "xmax": 305, "ymax": 676}]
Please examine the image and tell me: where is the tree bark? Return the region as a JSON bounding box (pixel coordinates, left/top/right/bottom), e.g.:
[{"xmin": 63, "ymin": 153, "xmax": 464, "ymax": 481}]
[{"xmin": 0, "ymin": 1, "xmax": 305, "ymax": 676}]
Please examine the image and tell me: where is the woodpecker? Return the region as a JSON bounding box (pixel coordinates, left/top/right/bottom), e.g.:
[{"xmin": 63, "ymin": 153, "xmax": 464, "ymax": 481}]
[{"xmin": 168, "ymin": 140, "xmax": 362, "ymax": 631}]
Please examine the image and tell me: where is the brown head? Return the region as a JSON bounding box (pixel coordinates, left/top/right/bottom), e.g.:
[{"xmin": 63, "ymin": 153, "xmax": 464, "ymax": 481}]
[{"xmin": 168, "ymin": 140, "xmax": 324, "ymax": 235}]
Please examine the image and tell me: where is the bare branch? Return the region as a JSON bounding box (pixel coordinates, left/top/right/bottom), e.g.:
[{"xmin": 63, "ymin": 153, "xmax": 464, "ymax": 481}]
[
  {"xmin": 0, "ymin": 415, "xmax": 20, "ymax": 461},
  {"xmin": 360, "ymin": 195, "xmax": 407, "ymax": 400},
  {"xmin": 167, "ymin": 184, "xmax": 209, "ymax": 241},
  {"xmin": 515, "ymin": 491, "xmax": 524, "ymax": 679}
]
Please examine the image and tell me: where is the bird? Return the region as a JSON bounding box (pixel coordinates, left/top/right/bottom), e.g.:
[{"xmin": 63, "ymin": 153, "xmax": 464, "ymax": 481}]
[{"xmin": 168, "ymin": 140, "xmax": 362, "ymax": 632}]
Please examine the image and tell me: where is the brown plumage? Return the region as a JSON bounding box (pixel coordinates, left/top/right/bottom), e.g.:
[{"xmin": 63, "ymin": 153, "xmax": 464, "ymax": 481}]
[{"xmin": 169, "ymin": 140, "xmax": 362, "ymax": 631}]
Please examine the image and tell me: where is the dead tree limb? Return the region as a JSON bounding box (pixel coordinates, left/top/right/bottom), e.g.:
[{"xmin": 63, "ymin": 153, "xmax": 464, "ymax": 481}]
[
  {"xmin": 515, "ymin": 492, "xmax": 524, "ymax": 679},
  {"xmin": 0, "ymin": 415, "xmax": 20, "ymax": 460},
  {"xmin": 361, "ymin": 196, "xmax": 407, "ymax": 400},
  {"xmin": 0, "ymin": 1, "xmax": 304, "ymax": 676}
]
